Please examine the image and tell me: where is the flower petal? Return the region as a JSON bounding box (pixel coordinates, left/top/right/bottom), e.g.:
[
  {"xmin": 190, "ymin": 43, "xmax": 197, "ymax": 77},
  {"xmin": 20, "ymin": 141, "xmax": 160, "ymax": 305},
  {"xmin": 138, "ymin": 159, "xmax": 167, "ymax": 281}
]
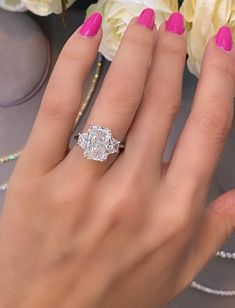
[{"xmin": 0, "ymin": 0, "xmax": 26, "ymax": 12}]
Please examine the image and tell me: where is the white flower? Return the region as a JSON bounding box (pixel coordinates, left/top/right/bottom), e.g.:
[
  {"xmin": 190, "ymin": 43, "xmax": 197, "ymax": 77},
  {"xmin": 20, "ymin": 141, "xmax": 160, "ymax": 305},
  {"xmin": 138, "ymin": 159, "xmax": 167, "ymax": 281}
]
[
  {"xmin": 181, "ymin": 0, "xmax": 235, "ymax": 77},
  {"xmin": 0, "ymin": 0, "xmax": 76, "ymax": 15},
  {"xmin": 23, "ymin": 0, "xmax": 76, "ymax": 15},
  {"xmin": 0, "ymin": 0, "xmax": 27, "ymax": 12},
  {"xmin": 87, "ymin": 0, "xmax": 178, "ymax": 61}
]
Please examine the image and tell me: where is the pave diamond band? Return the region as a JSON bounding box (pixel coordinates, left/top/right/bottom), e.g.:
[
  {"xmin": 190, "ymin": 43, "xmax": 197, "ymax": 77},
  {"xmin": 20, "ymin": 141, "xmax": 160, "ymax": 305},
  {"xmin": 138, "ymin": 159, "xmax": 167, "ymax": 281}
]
[{"xmin": 75, "ymin": 125, "xmax": 125, "ymax": 162}]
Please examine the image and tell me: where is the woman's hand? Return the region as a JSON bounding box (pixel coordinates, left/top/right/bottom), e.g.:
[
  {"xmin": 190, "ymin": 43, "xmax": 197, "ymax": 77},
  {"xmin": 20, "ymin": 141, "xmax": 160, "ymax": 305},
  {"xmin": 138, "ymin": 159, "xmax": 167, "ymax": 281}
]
[{"xmin": 0, "ymin": 10, "xmax": 235, "ymax": 308}]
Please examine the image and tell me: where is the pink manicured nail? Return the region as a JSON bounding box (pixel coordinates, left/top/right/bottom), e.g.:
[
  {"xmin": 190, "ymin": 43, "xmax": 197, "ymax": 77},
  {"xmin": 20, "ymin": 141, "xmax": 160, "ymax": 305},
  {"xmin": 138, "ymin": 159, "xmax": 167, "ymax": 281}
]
[
  {"xmin": 79, "ymin": 12, "xmax": 102, "ymax": 37},
  {"xmin": 166, "ymin": 12, "xmax": 185, "ymax": 35},
  {"xmin": 216, "ymin": 26, "xmax": 233, "ymax": 51},
  {"xmin": 137, "ymin": 8, "xmax": 155, "ymax": 30}
]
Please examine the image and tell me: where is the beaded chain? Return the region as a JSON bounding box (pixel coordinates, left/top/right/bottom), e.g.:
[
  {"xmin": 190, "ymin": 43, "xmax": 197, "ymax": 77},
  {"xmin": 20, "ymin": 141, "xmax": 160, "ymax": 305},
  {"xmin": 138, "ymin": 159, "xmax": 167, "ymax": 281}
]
[
  {"xmin": 191, "ymin": 250, "xmax": 235, "ymax": 296},
  {"xmin": 0, "ymin": 151, "xmax": 21, "ymax": 165},
  {"xmin": 0, "ymin": 54, "xmax": 103, "ymax": 192},
  {"xmin": 0, "ymin": 53, "xmax": 235, "ymax": 297},
  {"xmin": 0, "ymin": 152, "xmax": 22, "ymax": 191}
]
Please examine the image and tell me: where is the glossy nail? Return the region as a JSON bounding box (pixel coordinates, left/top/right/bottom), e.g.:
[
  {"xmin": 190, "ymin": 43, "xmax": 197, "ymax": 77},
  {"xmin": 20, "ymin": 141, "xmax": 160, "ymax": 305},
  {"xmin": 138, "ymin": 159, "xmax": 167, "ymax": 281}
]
[
  {"xmin": 216, "ymin": 26, "xmax": 233, "ymax": 51},
  {"xmin": 79, "ymin": 12, "xmax": 102, "ymax": 37},
  {"xmin": 166, "ymin": 12, "xmax": 185, "ymax": 35},
  {"xmin": 137, "ymin": 8, "xmax": 155, "ymax": 30}
]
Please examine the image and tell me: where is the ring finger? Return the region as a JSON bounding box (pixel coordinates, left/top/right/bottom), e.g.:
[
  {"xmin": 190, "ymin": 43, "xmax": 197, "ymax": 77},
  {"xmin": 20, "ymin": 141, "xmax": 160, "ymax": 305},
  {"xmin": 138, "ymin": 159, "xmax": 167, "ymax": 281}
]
[{"xmin": 67, "ymin": 8, "xmax": 156, "ymax": 174}]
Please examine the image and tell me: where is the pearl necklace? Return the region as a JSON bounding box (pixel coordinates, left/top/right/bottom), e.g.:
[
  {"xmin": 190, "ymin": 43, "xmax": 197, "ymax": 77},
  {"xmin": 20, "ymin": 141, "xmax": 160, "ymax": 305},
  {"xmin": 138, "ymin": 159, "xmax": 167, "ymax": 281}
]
[{"xmin": 0, "ymin": 54, "xmax": 234, "ymax": 297}]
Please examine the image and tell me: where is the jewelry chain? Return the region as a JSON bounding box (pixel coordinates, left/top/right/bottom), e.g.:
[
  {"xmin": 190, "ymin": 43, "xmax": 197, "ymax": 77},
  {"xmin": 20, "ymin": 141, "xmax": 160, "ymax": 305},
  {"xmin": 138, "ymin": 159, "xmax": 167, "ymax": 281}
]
[
  {"xmin": 191, "ymin": 250, "xmax": 235, "ymax": 296},
  {"xmin": 0, "ymin": 54, "xmax": 235, "ymax": 297}
]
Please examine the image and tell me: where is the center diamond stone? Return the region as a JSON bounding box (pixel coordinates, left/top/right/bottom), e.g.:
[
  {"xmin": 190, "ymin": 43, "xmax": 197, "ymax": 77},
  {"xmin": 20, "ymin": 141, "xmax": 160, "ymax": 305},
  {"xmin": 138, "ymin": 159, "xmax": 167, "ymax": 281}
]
[{"xmin": 77, "ymin": 126, "xmax": 120, "ymax": 162}]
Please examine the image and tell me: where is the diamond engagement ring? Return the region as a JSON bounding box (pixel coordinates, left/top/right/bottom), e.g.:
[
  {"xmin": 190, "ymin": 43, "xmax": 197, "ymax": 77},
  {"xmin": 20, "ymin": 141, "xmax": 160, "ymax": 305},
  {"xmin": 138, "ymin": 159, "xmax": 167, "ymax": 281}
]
[{"xmin": 74, "ymin": 125, "xmax": 125, "ymax": 162}]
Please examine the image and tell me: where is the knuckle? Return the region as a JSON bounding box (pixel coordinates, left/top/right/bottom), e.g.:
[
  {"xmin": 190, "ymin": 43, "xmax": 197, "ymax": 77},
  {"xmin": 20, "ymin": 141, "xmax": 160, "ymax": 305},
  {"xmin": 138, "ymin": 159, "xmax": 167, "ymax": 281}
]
[
  {"xmin": 102, "ymin": 76, "xmax": 136, "ymax": 116},
  {"xmin": 60, "ymin": 42, "xmax": 88, "ymax": 68},
  {"xmin": 142, "ymin": 83, "xmax": 180, "ymax": 119},
  {"xmin": 158, "ymin": 40, "xmax": 185, "ymax": 58},
  {"xmin": 164, "ymin": 204, "xmax": 192, "ymax": 236},
  {"xmin": 42, "ymin": 88, "xmax": 77, "ymax": 120},
  {"xmin": 50, "ymin": 185, "xmax": 77, "ymax": 208},
  {"xmin": 109, "ymin": 182, "xmax": 141, "ymax": 220},
  {"xmin": 161, "ymin": 180, "xmax": 196, "ymax": 233},
  {"xmin": 173, "ymin": 208, "xmax": 191, "ymax": 230},
  {"xmin": 115, "ymin": 185, "xmax": 136, "ymax": 209},
  {"xmin": 51, "ymin": 187, "xmax": 69, "ymax": 206},
  {"xmin": 192, "ymin": 107, "xmax": 232, "ymax": 142},
  {"xmin": 126, "ymin": 27, "xmax": 153, "ymax": 50},
  {"xmin": 205, "ymin": 56, "xmax": 235, "ymax": 81}
]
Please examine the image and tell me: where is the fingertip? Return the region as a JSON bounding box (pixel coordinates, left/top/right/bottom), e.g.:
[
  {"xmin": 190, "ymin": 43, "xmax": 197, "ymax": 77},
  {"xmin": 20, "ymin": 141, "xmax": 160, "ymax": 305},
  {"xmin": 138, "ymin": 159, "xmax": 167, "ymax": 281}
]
[
  {"xmin": 64, "ymin": 21, "xmax": 103, "ymax": 61},
  {"xmin": 137, "ymin": 8, "xmax": 155, "ymax": 30},
  {"xmin": 210, "ymin": 190, "xmax": 235, "ymax": 214},
  {"xmin": 200, "ymin": 36, "xmax": 235, "ymax": 92},
  {"xmin": 128, "ymin": 16, "xmax": 157, "ymax": 34},
  {"xmin": 215, "ymin": 26, "xmax": 233, "ymax": 52},
  {"xmin": 79, "ymin": 12, "xmax": 103, "ymax": 37},
  {"xmin": 165, "ymin": 12, "xmax": 185, "ymax": 36},
  {"xmin": 204, "ymin": 34, "xmax": 235, "ymax": 60},
  {"xmin": 158, "ymin": 19, "xmax": 187, "ymax": 42},
  {"xmin": 155, "ymin": 21, "xmax": 187, "ymax": 58}
]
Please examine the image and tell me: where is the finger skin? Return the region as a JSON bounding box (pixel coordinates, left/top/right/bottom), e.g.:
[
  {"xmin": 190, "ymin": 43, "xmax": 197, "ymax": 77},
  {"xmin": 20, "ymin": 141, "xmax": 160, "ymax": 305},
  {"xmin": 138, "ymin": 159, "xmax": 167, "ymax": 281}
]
[
  {"xmin": 176, "ymin": 191, "xmax": 235, "ymax": 294},
  {"xmin": 126, "ymin": 21, "xmax": 186, "ymax": 173},
  {"xmin": 167, "ymin": 37, "xmax": 235, "ymax": 198},
  {"xmin": 86, "ymin": 19, "xmax": 156, "ymax": 140},
  {"xmin": 19, "ymin": 24, "xmax": 102, "ymax": 175},
  {"xmin": 67, "ymin": 17, "xmax": 156, "ymax": 172}
]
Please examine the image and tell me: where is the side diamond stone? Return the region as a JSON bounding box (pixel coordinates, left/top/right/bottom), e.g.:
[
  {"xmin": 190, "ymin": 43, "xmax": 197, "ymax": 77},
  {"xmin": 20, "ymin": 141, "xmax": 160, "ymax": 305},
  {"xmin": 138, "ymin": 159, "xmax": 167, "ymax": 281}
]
[
  {"xmin": 77, "ymin": 133, "xmax": 88, "ymax": 150},
  {"xmin": 108, "ymin": 138, "xmax": 120, "ymax": 154}
]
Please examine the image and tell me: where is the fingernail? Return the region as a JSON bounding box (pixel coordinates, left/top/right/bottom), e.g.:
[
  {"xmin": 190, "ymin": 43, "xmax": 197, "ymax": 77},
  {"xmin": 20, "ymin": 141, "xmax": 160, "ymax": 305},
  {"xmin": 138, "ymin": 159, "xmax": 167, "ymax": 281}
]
[
  {"xmin": 137, "ymin": 8, "xmax": 155, "ymax": 30},
  {"xmin": 79, "ymin": 12, "xmax": 102, "ymax": 37},
  {"xmin": 216, "ymin": 26, "xmax": 233, "ymax": 51},
  {"xmin": 166, "ymin": 12, "xmax": 185, "ymax": 35}
]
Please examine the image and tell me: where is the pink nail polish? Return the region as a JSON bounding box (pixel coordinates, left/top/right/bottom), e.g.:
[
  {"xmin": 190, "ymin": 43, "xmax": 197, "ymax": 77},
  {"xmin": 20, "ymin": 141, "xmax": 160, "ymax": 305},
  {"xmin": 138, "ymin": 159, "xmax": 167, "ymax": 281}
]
[
  {"xmin": 216, "ymin": 26, "xmax": 233, "ymax": 51},
  {"xmin": 137, "ymin": 8, "xmax": 155, "ymax": 30},
  {"xmin": 166, "ymin": 12, "xmax": 185, "ymax": 35},
  {"xmin": 79, "ymin": 12, "xmax": 102, "ymax": 37}
]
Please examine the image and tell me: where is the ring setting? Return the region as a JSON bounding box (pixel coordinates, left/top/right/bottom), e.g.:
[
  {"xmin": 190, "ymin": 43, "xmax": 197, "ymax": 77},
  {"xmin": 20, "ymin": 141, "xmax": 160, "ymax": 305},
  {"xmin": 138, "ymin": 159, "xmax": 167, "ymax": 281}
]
[{"xmin": 75, "ymin": 125, "xmax": 125, "ymax": 162}]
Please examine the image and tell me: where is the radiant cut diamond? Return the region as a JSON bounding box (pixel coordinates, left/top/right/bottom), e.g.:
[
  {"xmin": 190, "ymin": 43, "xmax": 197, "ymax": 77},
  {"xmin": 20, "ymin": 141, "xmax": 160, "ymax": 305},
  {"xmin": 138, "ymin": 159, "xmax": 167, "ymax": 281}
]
[{"xmin": 77, "ymin": 125, "xmax": 122, "ymax": 162}]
